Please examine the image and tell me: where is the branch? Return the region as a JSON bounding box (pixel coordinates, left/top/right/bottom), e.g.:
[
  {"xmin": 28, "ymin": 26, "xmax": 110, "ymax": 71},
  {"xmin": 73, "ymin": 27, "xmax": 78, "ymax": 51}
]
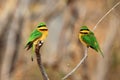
[
  {"xmin": 95, "ymin": 14, "xmax": 120, "ymax": 80},
  {"xmin": 62, "ymin": 1, "xmax": 120, "ymax": 80},
  {"xmin": 35, "ymin": 41, "xmax": 49, "ymax": 80},
  {"xmin": 93, "ymin": 1, "xmax": 120, "ymax": 31},
  {"xmin": 62, "ymin": 48, "xmax": 88, "ymax": 80}
]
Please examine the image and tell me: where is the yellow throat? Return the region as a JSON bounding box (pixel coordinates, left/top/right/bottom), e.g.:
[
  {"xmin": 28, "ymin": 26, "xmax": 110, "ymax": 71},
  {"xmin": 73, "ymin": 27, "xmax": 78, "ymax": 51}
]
[
  {"xmin": 34, "ymin": 27, "xmax": 48, "ymax": 45},
  {"xmin": 79, "ymin": 30, "xmax": 89, "ymax": 46}
]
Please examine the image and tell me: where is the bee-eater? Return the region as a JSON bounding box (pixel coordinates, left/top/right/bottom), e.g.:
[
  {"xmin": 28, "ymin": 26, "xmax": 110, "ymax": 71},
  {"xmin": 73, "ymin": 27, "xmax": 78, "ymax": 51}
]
[
  {"xmin": 79, "ymin": 26, "xmax": 104, "ymax": 57},
  {"xmin": 25, "ymin": 22, "xmax": 48, "ymax": 60}
]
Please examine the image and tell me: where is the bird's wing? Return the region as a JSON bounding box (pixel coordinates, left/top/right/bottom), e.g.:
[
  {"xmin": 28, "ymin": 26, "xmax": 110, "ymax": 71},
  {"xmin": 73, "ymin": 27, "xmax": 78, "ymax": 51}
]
[
  {"xmin": 82, "ymin": 32, "xmax": 104, "ymax": 57},
  {"xmin": 25, "ymin": 29, "xmax": 42, "ymax": 49},
  {"xmin": 81, "ymin": 32, "xmax": 98, "ymax": 51},
  {"xmin": 27, "ymin": 29, "xmax": 42, "ymax": 43}
]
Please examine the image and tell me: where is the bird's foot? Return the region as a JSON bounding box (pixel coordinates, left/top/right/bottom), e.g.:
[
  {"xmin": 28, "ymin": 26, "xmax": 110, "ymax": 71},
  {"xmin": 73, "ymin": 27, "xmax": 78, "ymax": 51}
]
[
  {"xmin": 38, "ymin": 40, "xmax": 44, "ymax": 46},
  {"xmin": 40, "ymin": 40, "xmax": 44, "ymax": 44}
]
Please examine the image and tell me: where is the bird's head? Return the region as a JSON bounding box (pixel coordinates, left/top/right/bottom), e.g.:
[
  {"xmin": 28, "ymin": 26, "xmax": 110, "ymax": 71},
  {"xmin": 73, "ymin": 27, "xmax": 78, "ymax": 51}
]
[
  {"xmin": 80, "ymin": 26, "xmax": 90, "ymax": 34},
  {"xmin": 37, "ymin": 22, "xmax": 48, "ymax": 31},
  {"xmin": 37, "ymin": 22, "xmax": 46, "ymax": 28},
  {"xmin": 80, "ymin": 26, "xmax": 89, "ymax": 31}
]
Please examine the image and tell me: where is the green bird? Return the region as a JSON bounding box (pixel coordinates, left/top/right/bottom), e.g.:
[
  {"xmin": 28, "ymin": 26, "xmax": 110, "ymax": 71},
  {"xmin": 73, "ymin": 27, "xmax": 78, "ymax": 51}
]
[
  {"xmin": 25, "ymin": 22, "xmax": 48, "ymax": 60},
  {"xmin": 79, "ymin": 26, "xmax": 104, "ymax": 57}
]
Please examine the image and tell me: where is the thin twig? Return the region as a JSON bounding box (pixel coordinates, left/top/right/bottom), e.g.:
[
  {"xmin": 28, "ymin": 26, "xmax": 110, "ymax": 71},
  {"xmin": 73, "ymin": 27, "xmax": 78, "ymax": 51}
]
[
  {"xmin": 62, "ymin": 1, "xmax": 120, "ymax": 80},
  {"xmin": 62, "ymin": 48, "xmax": 88, "ymax": 80},
  {"xmin": 95, "ymin": 15, "xmax": 119, "ymax": 80},
  {"xmin": 35, "ymin": 41, "xmax": 49, "ymax": 80},
  {"xmin": 93, "ymin": 1, "xmax": 120, "ymax": 31}
]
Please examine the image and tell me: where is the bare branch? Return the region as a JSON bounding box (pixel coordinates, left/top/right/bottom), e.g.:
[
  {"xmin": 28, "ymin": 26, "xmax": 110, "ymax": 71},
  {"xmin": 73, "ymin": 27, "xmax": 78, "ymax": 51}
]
[
  {"xmin": 62, "ymin": 48, "xmax": 88, "ymax": 80},
  {"xmin": 93, "ymin": 1, "xmax": 120, "ymax": 31},
  {"xmin": 35, "ymin": 41, "xmax": 49, "ymax": 80},
  {"xmin": 62, "ymin": 1, "xmax": 120, "ymax": 80},
  {"xmin": 95, "ymin": 14, "xmax": 120, "ymax": 80}
]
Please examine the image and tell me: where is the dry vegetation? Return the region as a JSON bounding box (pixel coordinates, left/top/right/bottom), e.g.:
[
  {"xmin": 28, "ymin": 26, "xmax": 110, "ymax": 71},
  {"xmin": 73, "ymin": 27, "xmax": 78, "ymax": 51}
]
[{"xmin": 0, "ymin": 0, "xmax": 120, "ymax": 80}]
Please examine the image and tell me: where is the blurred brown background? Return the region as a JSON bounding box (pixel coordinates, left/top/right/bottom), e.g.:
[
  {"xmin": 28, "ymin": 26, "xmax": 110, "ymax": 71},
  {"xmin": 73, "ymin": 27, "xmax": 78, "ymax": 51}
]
[{"xmin": 0, "ymin": 0, "xmax": 120, "ymax": 80}]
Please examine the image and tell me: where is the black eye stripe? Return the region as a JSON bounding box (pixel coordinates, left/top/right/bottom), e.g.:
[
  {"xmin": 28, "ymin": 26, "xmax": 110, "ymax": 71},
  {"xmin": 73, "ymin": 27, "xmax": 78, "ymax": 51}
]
[
  {"xmin": 39, "ymin": 29, "xmax": 48, "ymax": 31},
  {"xmin": 80, "ymin": 32, "xmax": 88, "ymax": 34}
]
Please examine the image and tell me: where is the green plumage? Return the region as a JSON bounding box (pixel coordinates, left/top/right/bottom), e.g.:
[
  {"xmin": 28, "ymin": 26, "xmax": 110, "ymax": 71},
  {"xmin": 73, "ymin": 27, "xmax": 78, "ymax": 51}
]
[
  {"xmin": 25, "ymin": 29, "xmax": 42, "ymax": 50},
  {"xmin": 25, "ymin": 22, "xmax": 47, "ymax": 61},
  {"xmin": 25, "ymin": 22, "xmax": 46, "ymax": 50},
  {"xmin": 79, "ymin": 26, "xmax": 104, "ymax": 57}
]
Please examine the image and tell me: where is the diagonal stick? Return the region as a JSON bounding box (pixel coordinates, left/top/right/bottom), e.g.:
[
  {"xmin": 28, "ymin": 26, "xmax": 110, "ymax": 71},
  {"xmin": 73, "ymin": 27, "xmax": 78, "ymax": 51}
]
[
  {"xmin": 62, "ymin": 48, "xmax": 88, "ymax": 80},
  {"xmin": 35, "ymin": 41, "xmax": 49, "ymax": 80},
  {"xmin": 93, "ymin": 1, "xmax": 120, "ymax": 31},
  {"xmin": 62, "ymin": 1, "xmax": 120, "ymax": 80}
]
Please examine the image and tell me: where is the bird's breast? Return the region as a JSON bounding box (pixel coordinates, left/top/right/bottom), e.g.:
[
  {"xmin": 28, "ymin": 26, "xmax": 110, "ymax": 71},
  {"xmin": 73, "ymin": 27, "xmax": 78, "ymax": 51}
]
[
  {"xmin": 40, "ymin": 31, "xmax": 48, "ymax": 40},
  {"xmin": 79, "ymin": 33, "xmax": 88, "ymax": 46},
  {"xmin": 34, "ymin": 31, "xmax": 48, "ymax": 45}
]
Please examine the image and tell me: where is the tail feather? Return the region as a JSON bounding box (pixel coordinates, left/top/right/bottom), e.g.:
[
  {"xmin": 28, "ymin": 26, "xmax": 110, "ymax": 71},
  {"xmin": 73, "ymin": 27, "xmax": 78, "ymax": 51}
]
[
  {"xmin": 31, "ymin": 56, "xmax": 34, "ymax": 61},
  {"xmin": 90, "ymin": 46, "xmax": 104, "ymax": 57},
  {"xmin": 99, "ymin": 48, "xmax": 104, "ymax": 58},
  {"xmin": 31, "ymin": 43, "xmax": 36, "ymax": 61},
  {"xmin": 25, "ymin": 42, "xmax": 33, "ymax": 50},
  {"xmin": 25, "ymin": 42, "xmax": 35, "ymax": 61}
]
